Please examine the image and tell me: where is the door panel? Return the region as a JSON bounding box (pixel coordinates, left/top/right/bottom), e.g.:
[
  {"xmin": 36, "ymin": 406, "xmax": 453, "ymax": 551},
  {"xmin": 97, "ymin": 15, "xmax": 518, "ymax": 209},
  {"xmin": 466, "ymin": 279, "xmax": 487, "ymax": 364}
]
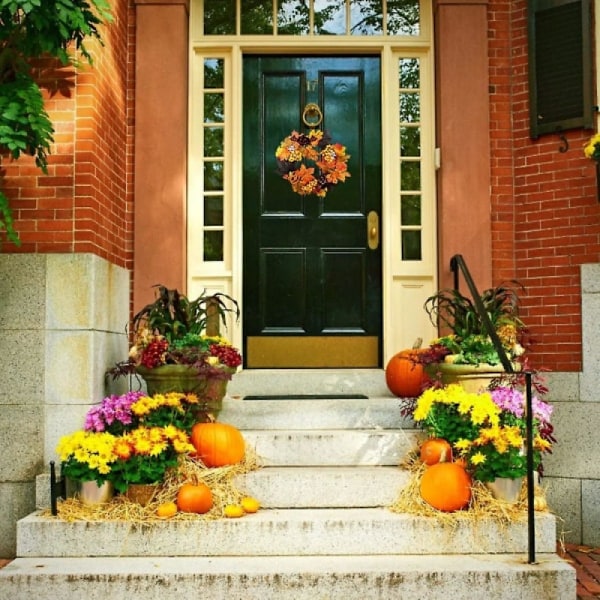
[{"xmin": 243, "ymin": 56, "xmax": 382, "ymax": 368}]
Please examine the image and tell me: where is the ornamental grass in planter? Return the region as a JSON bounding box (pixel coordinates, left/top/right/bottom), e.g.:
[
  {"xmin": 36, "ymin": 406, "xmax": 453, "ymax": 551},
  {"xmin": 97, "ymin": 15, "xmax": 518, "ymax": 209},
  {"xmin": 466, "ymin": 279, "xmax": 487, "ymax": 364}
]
[
  {"xmin": 422, "ymin": 281, "xmax": 526, "ymax": 369},
  {"xmin": 108, "ymin": 285, "xmax": 242, "ymax": 418}
]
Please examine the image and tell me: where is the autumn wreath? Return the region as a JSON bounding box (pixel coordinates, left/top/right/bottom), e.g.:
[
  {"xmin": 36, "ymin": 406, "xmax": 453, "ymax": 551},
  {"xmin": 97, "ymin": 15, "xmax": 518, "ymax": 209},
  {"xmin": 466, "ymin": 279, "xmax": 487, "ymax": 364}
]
[{"xmin": 275, "ymin": 129, "xmax": 351, "ymax": 198}]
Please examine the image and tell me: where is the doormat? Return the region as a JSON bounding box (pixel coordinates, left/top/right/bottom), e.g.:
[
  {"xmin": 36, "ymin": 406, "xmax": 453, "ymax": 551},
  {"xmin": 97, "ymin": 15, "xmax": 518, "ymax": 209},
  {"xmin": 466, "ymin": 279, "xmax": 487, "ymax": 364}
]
[{"xmin": 243, "ymin": 394, "xmax": 369, "ymax": 400}]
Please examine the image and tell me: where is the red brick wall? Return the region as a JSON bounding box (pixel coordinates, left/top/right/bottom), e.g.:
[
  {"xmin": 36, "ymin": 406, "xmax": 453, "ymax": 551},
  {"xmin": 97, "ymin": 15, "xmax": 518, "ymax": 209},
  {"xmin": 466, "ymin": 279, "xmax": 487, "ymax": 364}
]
[
  {"xmin": 1, "ymin": 0, "xmax": 135, "ymax": 270},
  {"xmin": 489, "ymin": 0, "xmax": 599, "ymax": 372}
]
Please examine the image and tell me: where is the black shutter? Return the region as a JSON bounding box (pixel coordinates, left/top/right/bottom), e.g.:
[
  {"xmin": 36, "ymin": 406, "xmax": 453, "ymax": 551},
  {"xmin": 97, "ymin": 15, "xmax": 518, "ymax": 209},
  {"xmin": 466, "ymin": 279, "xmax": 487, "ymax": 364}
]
[{"xmin": 528, "ymin": 0, "xmax": 594, "ymax": 138}]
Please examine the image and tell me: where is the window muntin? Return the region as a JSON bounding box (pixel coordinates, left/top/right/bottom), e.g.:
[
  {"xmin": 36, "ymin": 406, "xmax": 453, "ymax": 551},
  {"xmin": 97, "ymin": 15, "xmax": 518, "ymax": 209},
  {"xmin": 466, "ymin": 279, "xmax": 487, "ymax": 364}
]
[
  {"xmin": 398, "ymin": 56, "xmax": 422, "ymax": 261},
  {"xmin": 202, "ymin": 0, "xmax": 420, "ymax": 36},
  {"xmin": 200, "ymin": 58, "xmax": 226, "ymax": 262}
]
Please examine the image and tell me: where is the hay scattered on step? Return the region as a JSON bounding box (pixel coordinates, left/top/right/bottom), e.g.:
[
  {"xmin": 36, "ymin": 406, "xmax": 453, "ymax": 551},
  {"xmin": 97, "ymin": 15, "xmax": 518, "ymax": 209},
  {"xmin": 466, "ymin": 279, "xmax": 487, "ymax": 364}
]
[
  {"xmin": 44, "ymin": 447, "xmax": 261, "ymax": 523},
  {"xmin": 390, "ymin": 452, "xmax": 550, "ymax": 533}
]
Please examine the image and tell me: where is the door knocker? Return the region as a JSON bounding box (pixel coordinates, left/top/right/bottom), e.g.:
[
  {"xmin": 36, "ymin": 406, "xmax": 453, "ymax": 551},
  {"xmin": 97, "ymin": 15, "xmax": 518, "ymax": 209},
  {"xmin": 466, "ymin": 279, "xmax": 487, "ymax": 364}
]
[{"xmin": 302, "ymin": 103, "xmax": 323, "ymax": 128}]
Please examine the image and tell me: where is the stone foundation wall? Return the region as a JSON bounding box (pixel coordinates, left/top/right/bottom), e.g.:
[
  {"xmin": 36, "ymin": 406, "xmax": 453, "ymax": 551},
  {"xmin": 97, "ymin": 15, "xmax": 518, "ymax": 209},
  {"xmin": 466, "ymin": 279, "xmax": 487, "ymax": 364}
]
[
  {"xmin": 0, "ymin": 254, "xmax": 129, "ymax": 557},
  {"xmin": 542, "ymin": 263, "xmax": 600, "ymax": 546}
]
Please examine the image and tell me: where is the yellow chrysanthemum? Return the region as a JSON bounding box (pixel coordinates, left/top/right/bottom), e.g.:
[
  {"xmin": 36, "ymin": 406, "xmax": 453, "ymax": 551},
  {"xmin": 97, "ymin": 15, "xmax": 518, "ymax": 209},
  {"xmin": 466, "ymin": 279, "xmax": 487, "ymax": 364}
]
[
  {"xmin": 470, "ymin": 452, "xmax": 486, "ymax": 465},
  {"xmin": 454, "ymin": 438, "xmax": 472, "ymax": 451}
]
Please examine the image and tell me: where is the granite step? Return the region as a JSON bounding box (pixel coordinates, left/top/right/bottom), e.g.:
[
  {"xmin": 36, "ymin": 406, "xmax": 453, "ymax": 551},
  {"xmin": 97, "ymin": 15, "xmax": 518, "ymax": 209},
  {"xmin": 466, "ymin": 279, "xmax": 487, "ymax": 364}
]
[
  {"xmin": 0, "ymin": 553, "xmax": 575, "ymax": 599},
  {"xmin": 16, "ymin": 508, "xmax": 559, "ymax": 558},
  {"xmin": 13, "ymin": 391, "xmax": 575, "ymax": 599}
]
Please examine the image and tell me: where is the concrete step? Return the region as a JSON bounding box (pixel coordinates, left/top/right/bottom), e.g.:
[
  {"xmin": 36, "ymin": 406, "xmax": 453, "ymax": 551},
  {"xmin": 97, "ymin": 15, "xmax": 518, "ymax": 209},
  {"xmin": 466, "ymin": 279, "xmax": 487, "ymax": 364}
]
[
  {"xmin": 243, "ymin": 429, "xmax": 419, "ymax": 466},
  {"xmin": 227, "ymin": 368, "xmax": 392, "ymax": 399},
  {"xmin": 17, "ymin": 508, "xmax": 558, "ymax": 558},
  {"xmin": 220, "ymin": 397, "xmax": 410, "ymax": 430},
  {"xmin": 0, "ymin": 553, "xmax": 575, "ymax": 599},
  {"xmin": 237, "ymin": 466, "xmax": 408, "ymax": 507}
]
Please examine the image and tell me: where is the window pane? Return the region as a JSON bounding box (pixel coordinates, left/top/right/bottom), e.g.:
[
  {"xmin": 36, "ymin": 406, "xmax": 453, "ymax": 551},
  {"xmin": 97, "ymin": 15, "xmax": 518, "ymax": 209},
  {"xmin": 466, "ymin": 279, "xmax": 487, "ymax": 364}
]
[
  {"xmin": 351, "ymin": 0, "xmax": 383, "ymax": 35},
  {"xmin": 204, "ymin": 196, "xmax": 223, "ymax": 226},
  {"xmin": 400, "ymin": 161, "xmax": 420, "ymax": 191},
  {"xmin": 204, "ymin": 231, "xmax": 223, "ymax": 261},
  {"xmin": 400, "ymin": 126, "xmax": 420, "ymax": 157},
  {"xmin": 314, "ymin": 0, "xmax": 346, "ymax": 35},
  {"xmin": 402, "ymin": 230, "xmax": 422, "ymax": 260},
  {"xmin": 387, "ymin": 0, "xmax": 420, "ymax": 36},
  {"xmin": 401, "ymin": 195, "xmax": 421, "ymax": 225},
  {"xmin": 204, "ymin": 127, "xmax": 224, "ymax": 157},
  {"xmin": 399, "ymin": 58, "xmax": 420, "ymax": 88},
  {"xmin": 277, "ymin": 0, "xmax": 310, "ymax": 34},
  {"xmin": 204, "ymin": 59, "xmax": 224, "ymax": 89},
  {"xmin": 204, "ymin": 94, "xmax": 224, "ymax": 123},
  {"xmin": 204, "ymin": 161, "xmax": 224, "ymax": 191},
  {"xmin": 242, "ymin": 0, "xmax": 274, "ymax": 34},
  {"xmin": 204, "ymin": 0, "xmax": 236, "ymax": 34},
  {"xmin": 400, "ymin": 92, "xmax": 420, "ymax": 122}
]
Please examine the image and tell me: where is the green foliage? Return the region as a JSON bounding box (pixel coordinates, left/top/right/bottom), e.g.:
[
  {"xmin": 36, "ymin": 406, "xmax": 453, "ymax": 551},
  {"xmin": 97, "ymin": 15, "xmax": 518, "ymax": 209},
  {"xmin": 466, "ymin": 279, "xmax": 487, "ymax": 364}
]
[
  {"xmin": 133, "ymin": 285, "xmax": 241, "ymax": 344},
  {"xmin": 425, "ymin": 282, "xmax": 524, "ymax": 341},
  {"xmin": 108, "ymin": 451, "xmax": 179, "ymax": 493},
  {"xmin": 0, "ymin": 0, "xmax": 112, "ymax": 245},
  {"xmin": 0, "ymin": 73, "xmax": 52, "ymax": 168}
]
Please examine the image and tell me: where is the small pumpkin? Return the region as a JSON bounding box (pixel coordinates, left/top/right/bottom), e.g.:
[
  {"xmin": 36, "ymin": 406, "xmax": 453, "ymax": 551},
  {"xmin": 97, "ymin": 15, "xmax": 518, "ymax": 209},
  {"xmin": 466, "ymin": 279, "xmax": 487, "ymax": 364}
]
[
  {"xmin": 419, "ymin": 462, "xmax": 472, "ymax": 512},
  {"xmin": 241, "ymin": 496, "xmax": 260, "ymax": 513},
  {"xmin": 176, "ymin": 482, "xmax": 213, "ymax": 514},
  {"xmin": 385, "ymin": 343, "xmax": 429, "ymax": 398},
  {"xmin": 224, "ymin": 504, "xmax": 245, "ymax": 518},
  {"xmin": 420, "ymin": 437, "xmax": 453, "ymax": 465},
  {"xmin": 156, "ymin": 501, "xmax": 178, "ymax": 519},
  {"xmin": 190, "ymin": 422, "xmax": 246, "ymax": 468}
]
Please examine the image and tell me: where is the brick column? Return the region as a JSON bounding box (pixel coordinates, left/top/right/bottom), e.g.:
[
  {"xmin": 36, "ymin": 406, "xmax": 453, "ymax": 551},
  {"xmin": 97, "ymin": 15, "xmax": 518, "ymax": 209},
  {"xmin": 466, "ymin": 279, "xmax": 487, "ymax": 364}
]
[
  {"xmin": 434, "ymin": 0, "xmax": 492, "ymax": 291},
  {"xmin": 134, "ymin": 0, "xmax": 189, "ymax": 309}
]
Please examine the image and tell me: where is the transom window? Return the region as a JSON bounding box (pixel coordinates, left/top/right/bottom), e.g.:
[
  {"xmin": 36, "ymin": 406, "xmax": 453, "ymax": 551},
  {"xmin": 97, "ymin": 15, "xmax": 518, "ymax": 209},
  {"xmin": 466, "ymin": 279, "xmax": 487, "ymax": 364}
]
[{"xmin": 201, "ymin": 0, "xmax": 420, "ymax": 36}]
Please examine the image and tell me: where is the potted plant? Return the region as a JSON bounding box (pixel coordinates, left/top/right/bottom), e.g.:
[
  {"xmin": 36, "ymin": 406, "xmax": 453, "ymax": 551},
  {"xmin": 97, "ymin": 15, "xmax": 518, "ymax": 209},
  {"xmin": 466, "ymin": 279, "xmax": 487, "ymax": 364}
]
[
  {"xmin": 109, "ymin": 424, "xmax": 194, "ymax": 503},
  {"xmin": 57, "ymin": 390, "xmax": 197, "ymax": 505},
  {"xmin": 55, "ymin": 430, "xmax": 119, "ymax": 504},
  {"xmin": 412, "ymin": 383, "xmax": 555, "ymax": 502},
  {"xmin": 109, "ymin": 285, "xmax": 242, "ymax": 418},
  {"xmin": 419, "ymin": 281, "xmax": 528, "ymax": 390}
]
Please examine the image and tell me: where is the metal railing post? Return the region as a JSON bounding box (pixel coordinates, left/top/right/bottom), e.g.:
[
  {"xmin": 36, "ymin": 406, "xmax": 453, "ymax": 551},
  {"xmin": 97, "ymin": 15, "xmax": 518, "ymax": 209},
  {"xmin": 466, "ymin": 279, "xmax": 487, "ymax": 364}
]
[{"xmin": 450, "ymin": 254, "xmax": 536, "ymax": 564}]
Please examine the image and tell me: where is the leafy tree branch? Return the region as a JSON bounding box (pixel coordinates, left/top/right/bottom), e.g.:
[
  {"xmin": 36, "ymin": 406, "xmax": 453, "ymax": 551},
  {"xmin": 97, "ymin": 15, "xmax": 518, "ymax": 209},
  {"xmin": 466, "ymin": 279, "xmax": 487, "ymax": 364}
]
[{"xmin": 0, "ymin": 0, "xmax": 111, "ymax": 245}]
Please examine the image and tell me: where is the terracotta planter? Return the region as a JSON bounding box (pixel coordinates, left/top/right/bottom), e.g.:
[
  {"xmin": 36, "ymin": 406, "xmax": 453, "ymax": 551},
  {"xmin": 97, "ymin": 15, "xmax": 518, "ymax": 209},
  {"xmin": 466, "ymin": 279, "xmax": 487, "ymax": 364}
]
[
  {"xmin": 136, "ymin": 364, "xmax": 236, "ymax": 419},
  {"xmin": 125, "ymin": 483, "xmax": 159, "ymax": 506},
  {"xmin": 426, "ymin": 360, "xmax": 518, "ymax": 393},
  {"xmin": 136, "ymin": 364, "xmax": 209, "ymax": 395}
]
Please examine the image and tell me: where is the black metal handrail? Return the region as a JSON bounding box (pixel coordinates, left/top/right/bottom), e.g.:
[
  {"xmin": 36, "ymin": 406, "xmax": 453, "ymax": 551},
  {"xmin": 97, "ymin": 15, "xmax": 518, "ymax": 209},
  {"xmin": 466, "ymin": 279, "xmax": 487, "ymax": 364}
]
[{"xmin": 450, "ymin": 254, "xmax": 537, "ymax": 564}]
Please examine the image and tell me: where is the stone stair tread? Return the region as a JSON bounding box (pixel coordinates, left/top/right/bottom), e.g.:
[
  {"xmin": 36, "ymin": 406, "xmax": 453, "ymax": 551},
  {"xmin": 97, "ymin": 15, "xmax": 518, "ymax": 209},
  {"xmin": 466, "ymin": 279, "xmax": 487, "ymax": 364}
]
[
  {"xmin": 237, "ymin": 466, "xmax": 408, "ymax": 507},
  {"xmin": 220, "ymin": 397, "xmax": 409, "ymax": 430},
  {"xmin": 17, "ymin": 508, "xmax": 558, "ymax": 557},
  {"xmin": 243, "ymin": 429, "xmax": 418, "ymax": 466},
  {"xmin": 0, "ymin": 554, "xmax": 576, "ymax": 599}
]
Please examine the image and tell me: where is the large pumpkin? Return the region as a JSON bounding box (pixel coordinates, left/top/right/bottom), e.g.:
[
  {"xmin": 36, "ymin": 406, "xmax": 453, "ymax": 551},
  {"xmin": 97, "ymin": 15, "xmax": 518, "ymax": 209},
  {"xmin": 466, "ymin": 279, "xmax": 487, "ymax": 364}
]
[
  {"xmin": 419, "ymin": 462, "xmax": 472, "ymax": 512},
  {"xmin": 190, "ymin": 422, "xmax": 245, "ymax": 468},
  {"xmin": 420, "ymin": 437, "xmax": 453, "ymax": 465},
  {"xmin": 385, "ymin": 349, "xmax": 428, "ymax": 397},
  {"xmin": 176, "ymin": 482, "xmax": 213, "ymax": 514}
]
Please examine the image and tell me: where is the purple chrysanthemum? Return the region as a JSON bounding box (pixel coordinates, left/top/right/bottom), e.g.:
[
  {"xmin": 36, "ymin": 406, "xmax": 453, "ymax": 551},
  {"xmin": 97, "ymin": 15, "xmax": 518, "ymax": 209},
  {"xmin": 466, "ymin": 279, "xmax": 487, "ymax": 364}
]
[
  {"xmin": 491, "ymin": 386, "xmax": 553, "ymax": 424},
  {"xmin": 84, "ymin": 391, "xmax": 145, "ymax": 433}
]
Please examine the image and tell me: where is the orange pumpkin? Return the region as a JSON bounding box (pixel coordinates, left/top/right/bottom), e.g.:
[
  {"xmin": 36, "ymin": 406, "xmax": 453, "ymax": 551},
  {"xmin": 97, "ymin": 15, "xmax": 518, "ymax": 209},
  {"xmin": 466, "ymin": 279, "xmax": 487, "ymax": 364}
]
[
  {"xmin": 420, "ymin": 437, "xmax": 453, "ymax": 465},
  {"xmin": 385, "ymin": 349, "xmax": 428, "ymax": 397},
  {"xmin": 190, "ymin": 422, "xmax": 245, "ymax": 468},
  {"xmin": 419, "ymin": 462, "xmax": 472, "ymax": 512},
  {"xmin": 176, "ymin": 482, "xmax": 213, "ymax": 514}
]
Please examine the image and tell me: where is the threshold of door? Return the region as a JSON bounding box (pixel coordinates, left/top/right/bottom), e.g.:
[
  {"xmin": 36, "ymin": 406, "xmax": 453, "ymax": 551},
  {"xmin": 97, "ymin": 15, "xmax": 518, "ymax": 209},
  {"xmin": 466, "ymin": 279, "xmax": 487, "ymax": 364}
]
[{"xmin": 243, "ymin": 394, "xmax": 369, "ymax": 400}]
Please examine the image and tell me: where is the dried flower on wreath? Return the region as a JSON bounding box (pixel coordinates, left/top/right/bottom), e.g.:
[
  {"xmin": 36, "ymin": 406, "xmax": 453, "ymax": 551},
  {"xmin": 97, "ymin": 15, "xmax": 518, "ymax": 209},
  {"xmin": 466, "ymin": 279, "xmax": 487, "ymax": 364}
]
[{"xmin": 275, "ymin": 129, "xmax": 350, "ymax": 198}]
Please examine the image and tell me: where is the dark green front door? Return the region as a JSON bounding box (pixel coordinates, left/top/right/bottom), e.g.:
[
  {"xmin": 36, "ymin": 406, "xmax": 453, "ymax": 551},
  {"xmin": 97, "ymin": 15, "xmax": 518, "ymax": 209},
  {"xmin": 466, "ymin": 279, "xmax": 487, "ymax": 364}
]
[{"xmin": 243, "ymin": 56, "xmax": 382, "ymax": 368}]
